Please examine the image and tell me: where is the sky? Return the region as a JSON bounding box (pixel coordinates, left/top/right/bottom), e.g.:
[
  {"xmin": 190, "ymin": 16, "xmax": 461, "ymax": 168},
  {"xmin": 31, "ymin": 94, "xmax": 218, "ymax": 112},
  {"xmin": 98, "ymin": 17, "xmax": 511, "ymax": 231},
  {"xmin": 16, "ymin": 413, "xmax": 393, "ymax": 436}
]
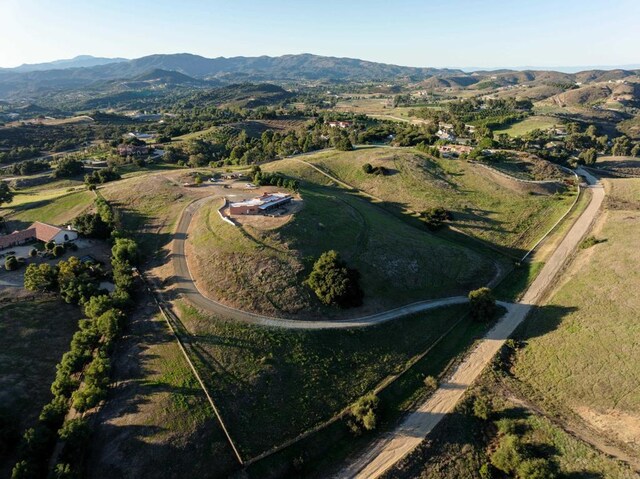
[{"xmin": 1, "ymin": 0, "xmax": 639, "ymax": 69}]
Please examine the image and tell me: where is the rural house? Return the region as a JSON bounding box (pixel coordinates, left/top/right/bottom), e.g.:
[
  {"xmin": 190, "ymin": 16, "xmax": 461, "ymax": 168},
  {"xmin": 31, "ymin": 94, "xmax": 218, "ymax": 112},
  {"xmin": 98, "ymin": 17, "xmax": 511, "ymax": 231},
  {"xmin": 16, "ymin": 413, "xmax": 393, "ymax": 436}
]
[
  {"xmin": 0, "ymin": 221, "xmax": 78, "ymax": 250},
  {"xmin": 228, "ymin": 192, "xmax": 292, "ymax": 215}
]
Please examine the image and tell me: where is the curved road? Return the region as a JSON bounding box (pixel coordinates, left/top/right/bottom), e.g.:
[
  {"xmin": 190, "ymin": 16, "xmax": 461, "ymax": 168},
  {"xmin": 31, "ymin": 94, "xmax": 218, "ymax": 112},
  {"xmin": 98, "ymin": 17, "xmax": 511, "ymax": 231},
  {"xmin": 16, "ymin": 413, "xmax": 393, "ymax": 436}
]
[
  {"xmin": 172, "ymin": 196, "xmax": 470, "ymax": 329},
  {"xmin": 334, "ymin": 167, "xmax": 605, "ymax": 478}
]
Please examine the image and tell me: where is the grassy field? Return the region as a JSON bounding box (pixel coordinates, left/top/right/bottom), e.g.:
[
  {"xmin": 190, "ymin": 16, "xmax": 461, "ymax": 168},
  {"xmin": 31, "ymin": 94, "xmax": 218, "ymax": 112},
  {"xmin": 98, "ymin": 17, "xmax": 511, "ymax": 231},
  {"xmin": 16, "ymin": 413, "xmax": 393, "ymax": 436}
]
[
  {"xmin": 177, "ymin": 301, "xmax": 477, "ymax": 459},
  {"xmin": 86, "ymin": 301, "xmax": 238, "ymax": 479},
  {"xmin": 100, "ymin": 173, "xmax": 204, "ymax": 256},
  {"xmin": 0, "ymin": 300, "xmax": 82, "ymax": 476},
  {"xmin": 4, "ymin": 188, "xmax": 94, "ymax": 231},
  {"xmin": 187, "ymin": 181, "xmax": 494, "ymax": 317},
  {"xmin": 512, "ymin": 177, "xmax": 640, "ymax": 458},
  {"xmin": 389, "ymin": 378, "xmax": 638, "ymax": 479},
  {"xmin": 493, "ymin": 115, "xmax": 559, "ymax": 136},
  {"xmin": 267, "ymin": 148, "xmax": 576, "ymax": 256}
]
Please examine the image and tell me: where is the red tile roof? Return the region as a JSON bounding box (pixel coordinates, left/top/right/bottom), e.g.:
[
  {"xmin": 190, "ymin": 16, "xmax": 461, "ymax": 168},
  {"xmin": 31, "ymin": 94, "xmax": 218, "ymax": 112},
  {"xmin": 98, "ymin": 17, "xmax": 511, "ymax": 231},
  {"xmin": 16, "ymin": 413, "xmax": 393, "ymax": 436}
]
[
  {"xmin": 0, "ymin": 228, "xmax": 36, "ymax": 249},
  {"xmin": 30, "ymin": 222, "xmax": 65, "ymax": 242}
]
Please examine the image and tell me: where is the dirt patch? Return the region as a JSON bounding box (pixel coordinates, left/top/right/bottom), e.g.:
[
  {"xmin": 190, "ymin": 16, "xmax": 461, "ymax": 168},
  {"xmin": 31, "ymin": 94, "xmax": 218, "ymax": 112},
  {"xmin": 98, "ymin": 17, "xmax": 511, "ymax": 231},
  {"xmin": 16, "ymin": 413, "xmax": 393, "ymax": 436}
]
[
  {"xmin": 470, "ymin": 162, "xmax": 565, "ymax": 195},
  {"xmin": 576, "ymin": 406, "xmax": 640, "ymax": 451}
]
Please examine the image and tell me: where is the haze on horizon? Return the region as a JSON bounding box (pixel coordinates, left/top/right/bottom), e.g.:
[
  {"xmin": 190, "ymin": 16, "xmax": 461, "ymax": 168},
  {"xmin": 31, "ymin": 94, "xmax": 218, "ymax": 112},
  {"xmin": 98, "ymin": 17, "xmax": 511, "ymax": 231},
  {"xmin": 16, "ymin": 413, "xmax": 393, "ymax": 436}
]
[{"xmin": 1, "ymin": 0, "xmax": 639, "ymax": 70}]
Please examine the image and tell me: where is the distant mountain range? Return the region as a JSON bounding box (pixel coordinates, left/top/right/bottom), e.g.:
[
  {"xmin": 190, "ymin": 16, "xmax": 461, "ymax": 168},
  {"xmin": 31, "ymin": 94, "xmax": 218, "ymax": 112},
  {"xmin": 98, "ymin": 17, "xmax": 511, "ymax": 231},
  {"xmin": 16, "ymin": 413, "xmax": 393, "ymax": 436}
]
[
  {"xmin": 0, "ymin": 53, "xmax": 638, "ymax": 102},
  {"xmin": 4, "ymin": 55, "xmax": 128, "ymax": 73}
]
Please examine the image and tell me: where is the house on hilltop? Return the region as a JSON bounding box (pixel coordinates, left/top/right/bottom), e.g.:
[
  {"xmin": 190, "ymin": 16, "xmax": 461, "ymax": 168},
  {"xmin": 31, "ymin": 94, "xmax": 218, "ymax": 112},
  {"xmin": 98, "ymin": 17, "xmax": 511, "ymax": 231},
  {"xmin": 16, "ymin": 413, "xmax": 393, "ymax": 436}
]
[{"xmin": 228, "ymin": 192, "xmax": 292, "ymax": 215}]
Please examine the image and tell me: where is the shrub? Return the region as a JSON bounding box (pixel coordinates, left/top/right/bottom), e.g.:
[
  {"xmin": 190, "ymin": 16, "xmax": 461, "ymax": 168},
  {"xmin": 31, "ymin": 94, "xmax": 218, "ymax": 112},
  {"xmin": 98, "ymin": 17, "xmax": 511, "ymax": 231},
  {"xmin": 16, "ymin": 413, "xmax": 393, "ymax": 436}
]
[
  {"xmin": 29, "ymin": 248, "xmax": 38, "ymax": 257},
  {"xmin": 495, "ymin": 417, "xmax": 518, "ymax": 435},
  {"xmin": 45, "ymin": 240, "xmax": 56, "ymax": 251},
  {"xmin": 5, "ymin": 255, "xmax": 18, "ymax": 271},
  {"xmin": 11, "ymin": 460, "xmax": 32, "ymax": 479},
  {"xmin": 516, "ymin": 458, "xmax": 557, "ymax": 479},
  {"xmin": 421, "ymin": 207, "xmax": 452, "ymax": 230},
  {"xmin": 468, "ymin": 287, "xmax": 496, "ymax": 322},
  {"xmin": 490, "ymin": 434, "xmax": 524, "ymax": 475},
  {"xmin": 349, "ymin": 394, "xmax": 379, "ymax": 434},
  {"xmin": 52, "ymin": 244, "xmax": 65, "ymax": 257},
  {"xmin": 423, "ymin": 375, "xmax": 438, "ymax": 393},
  {"xmin": 304, "ymin": 250, "xmax": 363, "ymax": 308},
  {"xmin": 39, "ymin": 396, "xmax": 69, "ymax": 430},
  {"xmin": 473, "ymin": 395, "xmax": 494, "ymax": 420},
  {"xmin": 362, "ymin": 163, "xmax": 373, "ymax": 174}
]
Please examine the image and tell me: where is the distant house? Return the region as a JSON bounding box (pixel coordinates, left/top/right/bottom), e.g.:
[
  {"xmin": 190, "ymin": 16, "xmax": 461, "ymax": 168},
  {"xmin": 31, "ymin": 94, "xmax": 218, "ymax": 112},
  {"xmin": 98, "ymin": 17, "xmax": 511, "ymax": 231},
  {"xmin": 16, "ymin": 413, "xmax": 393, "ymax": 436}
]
[
  {"xmin": 126, "ymin": 132, "xmax": 156, "ymax": 140},
  {"xmin": 436, "ymin": 129, "xmax": 456, "ymax": 141},
  {"xmin": 0, "ymin": 221, "xmax": 78, "ymax": 250},
  {"xmin": 117, "ymin": 145, "xmax": 150, "ymax": 156},
  {"xmin": 327, "ymin": 120, "xmax": 353, "ymax": 129},
  {"xmin": 221, "ymin": 172, "xmax": 245, "ymax": 180},
  {"xmin": 229, "ymin": 192, "xmax": 292, "ymax": 215},
  {"xmin": 437, "ymin": 144, "xmax": 473, "ymax": 157}
]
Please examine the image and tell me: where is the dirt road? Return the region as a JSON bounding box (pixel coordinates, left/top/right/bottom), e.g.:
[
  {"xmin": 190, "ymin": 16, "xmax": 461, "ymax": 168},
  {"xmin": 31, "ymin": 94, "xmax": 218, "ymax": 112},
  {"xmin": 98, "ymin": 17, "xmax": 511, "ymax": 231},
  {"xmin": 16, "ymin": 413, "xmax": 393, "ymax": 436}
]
[{"xmin": 334, "ymin": 168, "xmax": 605, "ymax": 478}]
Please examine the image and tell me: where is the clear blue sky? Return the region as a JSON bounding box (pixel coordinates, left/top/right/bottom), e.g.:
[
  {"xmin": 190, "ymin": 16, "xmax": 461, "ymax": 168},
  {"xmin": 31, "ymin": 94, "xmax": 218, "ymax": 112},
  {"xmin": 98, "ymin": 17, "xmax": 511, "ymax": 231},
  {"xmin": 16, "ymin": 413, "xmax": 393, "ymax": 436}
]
[{"xmin": 1, "ymin": 0, "xmax": 639, "ymax": 69}]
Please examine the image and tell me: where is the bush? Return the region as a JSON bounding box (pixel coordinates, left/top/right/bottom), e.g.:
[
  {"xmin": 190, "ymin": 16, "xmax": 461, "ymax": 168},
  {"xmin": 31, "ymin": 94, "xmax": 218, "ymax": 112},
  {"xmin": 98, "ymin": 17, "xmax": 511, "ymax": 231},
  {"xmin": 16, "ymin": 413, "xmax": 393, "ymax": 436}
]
[
  {"xmin": 490, "ymin": 434, "xmax": 524, "ymax": 475},
  {"xmin": 516, "ymin": 458, "xmax": 557, "ymax": 479},
  {"xmin": 304, "ymin": 250, "xmax": 363, "ymax": 308},
  {"xmin": 45, "ymin": 240, "xmax": 56, "ymax": 251},
  {"xmin": 5, "ymin": 255, "xmax": 18, "ymax": 271},
  {"xmin": 468, "ymin": 287, "xmax": 496, "ymax": 322},
  {"xmin": 362, "ymin": 163, "xmax": 373, "ymax": 174},
  {"xmin": 52, "ymin": 244, "xmax": 65, "ymax": 257},
  {"xmin": 421, "ymin": 207, "xmax": 452, "ymax": 230},
  {"xmin": 29, "ymin": 248, "xmax": 38, "ymax": 257},
  {"xmin": 472, "ymin": 395, "xmax": 494, "ymax": 420},
  {"xmin": 349, "ymin": 394, "xmax": 379, "ymax": 434},
  {"xmin": 423, "ymin": 375, "xmax": 438, "ymax": 393},
  {"xmin": 39, "ymin": 396, "xmax": 69, "ymax": 430}
]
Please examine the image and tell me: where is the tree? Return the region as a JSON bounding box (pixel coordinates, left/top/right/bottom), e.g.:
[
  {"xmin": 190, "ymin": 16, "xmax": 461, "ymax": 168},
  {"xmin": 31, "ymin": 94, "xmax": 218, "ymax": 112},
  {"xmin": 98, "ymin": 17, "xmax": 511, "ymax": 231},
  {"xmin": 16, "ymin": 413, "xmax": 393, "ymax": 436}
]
[
  {"xmin": 52, "ymin": 245, "xmax": 65, "ymax": 258},
  {"xmin": 516, "ymin": 458, "xmax": 557, "ymax": 479},
  {"xmin": 5, "ymin": 256, "xmax": 18, "ymax": 271},
  {"xmin": 422, "ymin": 207, "xmax": 452, "ymax": 230},
  {"xmin": 72, "ymin": 213, "xmax": 112, "ymax": 239},
  {"xmin": 611, "ymin": 136, "xmax": 632, "ymax": 156},
  {"xmin": 632, "ymin": 143, "xmax": 640, "ymax": 158},
  {"xmin": 578, "ymin": 147, "xmax": 597, "ymax": 165},
  {"xmin": 53, "ymin": 157, "xmax": 84, "ymax": 178},
  {"xmin": 111, "ymin": 238, "xmax": 138, "ymax": 265},
  {"xmin": 0, "ymin": 182, "xmax": 13, "ymax": 207},
  {"xmin": 29, "ymin": 248, "xmax": 38, "ymax": 257},
  {"xmin": 304, "ymin": 250, "xmax": 363, "ymax": 308},
  {"xmin": 24, "ymin": 263, "xmax": 58, "ymax": 292},
  {"xmin": 490, "ymin": 434, "xmax": 524, "ymax": 475},
  {"xmin": 468, "ymin": 287, "xmax": 496, "ymax": 322}
]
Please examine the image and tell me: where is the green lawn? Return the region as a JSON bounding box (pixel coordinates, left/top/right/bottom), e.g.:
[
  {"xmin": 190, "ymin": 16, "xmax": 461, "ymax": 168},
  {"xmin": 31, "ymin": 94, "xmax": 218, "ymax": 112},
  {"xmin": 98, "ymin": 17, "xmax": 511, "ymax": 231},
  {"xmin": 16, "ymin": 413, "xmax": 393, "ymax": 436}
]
[
  {"xmin": 493, "ymin": 115, "xmax": 559, "ymax": 137},
  {"xmin": 0, "ymin": 300, "xmax": 82, "ymax": 476},
  {"xmin": 4, "ymin": 189, "xmax": 94, "ymax": 230}
]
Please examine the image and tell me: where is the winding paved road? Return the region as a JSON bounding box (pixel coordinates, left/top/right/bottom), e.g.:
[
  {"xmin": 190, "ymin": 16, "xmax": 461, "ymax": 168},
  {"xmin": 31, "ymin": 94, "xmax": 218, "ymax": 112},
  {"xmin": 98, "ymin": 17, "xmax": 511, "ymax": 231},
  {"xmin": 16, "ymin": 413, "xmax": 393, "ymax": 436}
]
[
  {"xmin": 172, "ymin": 197, "xmax": 471, "ymax": 329},
  {"xmin": 334, "ymin": 167, "xmax": 605, "ymax": 478}
]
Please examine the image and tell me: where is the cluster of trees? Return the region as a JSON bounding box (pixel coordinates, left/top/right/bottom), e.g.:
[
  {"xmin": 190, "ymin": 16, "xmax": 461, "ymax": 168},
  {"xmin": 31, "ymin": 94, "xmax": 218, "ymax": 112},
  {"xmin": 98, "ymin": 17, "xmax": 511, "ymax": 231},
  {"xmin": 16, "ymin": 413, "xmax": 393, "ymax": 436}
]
[
  {"xmin": 3, "ymin": 158, "xmax": 49, "ymax": 176},
  {"xmin": 304, "ymin": 250, "xmax": 363, "ymax": 308},
  {"xmin": 53, "ymin": 156, "xmax": 84, "ymax": 178},
  {"xmin": 12, "ymin": 202, "xmax": 138, "ymax": 478},
  {"xmin": 362, "ymin": 163, "xmax": 389, "ymax": 176},
  {"xmin": 84, "ymin": 167, "xmax": 121, "ymax": 186},
  {"xmin": 24, "ymin": 256, "xmax": 101, "ymax": 304},
  {"xmin": 0, "ymin": 147, "xmax": 41, "ymax": 164},
  {"xmin": 251, "ymin": 166, "xmax": 299, "ymax": 190}
]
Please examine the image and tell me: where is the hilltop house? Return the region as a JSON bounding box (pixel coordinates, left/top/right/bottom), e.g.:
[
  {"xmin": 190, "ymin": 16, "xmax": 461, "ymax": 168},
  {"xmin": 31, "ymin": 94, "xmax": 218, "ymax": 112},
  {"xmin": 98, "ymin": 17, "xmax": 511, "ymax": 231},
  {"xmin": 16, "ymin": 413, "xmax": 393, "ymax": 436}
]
[
  {"xmin": 326, "ymin": 120, "xmax": 353, "ymax": 129},
  {"xmin": 117, "ymin": 145, "xmax": 150, "ymax": 156},
  {"xmin": 228, "ymin": 192, "xmax": 292, "ymax": 215},
  {"xmin": 0, "ymin": 222, "xmax": 78, "ymax": 250}
]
